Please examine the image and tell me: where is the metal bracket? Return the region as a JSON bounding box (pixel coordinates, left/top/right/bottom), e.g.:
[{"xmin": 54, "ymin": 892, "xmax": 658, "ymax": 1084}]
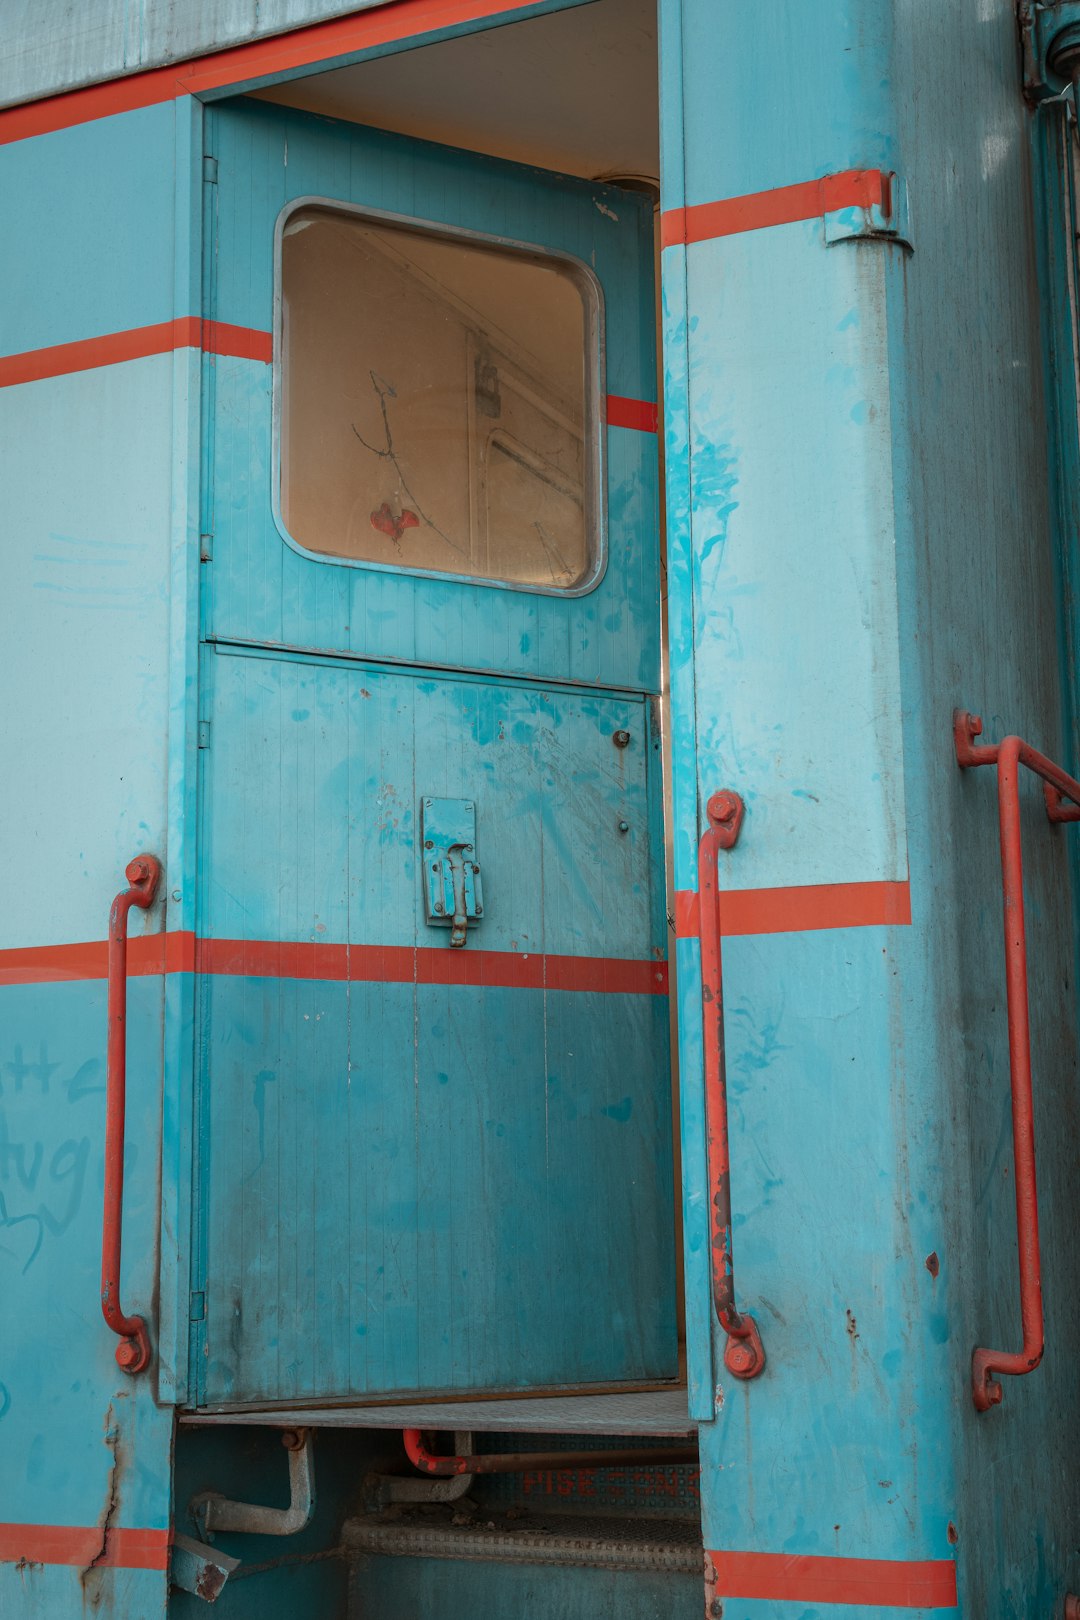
[
  {"xmin": 170, "ymin": 1534, "xmax": 240, "ymax": 1603},
  {"xmin": 421, "ymin": 797, "xmax": 484, "ymax": 947},
  {"xmin": 191, "ymin": 1429, "xmax": 315, "ymax": 1539},
  {"xmin": 824, "ymin": 172, "xmax": 913, "ymax": 251},
  {"xmin": 1018, "ymin": 1, "xmax": 1080, "ymax": 99}
]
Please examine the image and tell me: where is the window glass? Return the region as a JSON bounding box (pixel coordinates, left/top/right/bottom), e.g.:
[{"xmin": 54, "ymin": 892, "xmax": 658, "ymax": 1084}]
[{"xmin": 278, "ymin": 204, "xmax": 599, "ymax": 590}]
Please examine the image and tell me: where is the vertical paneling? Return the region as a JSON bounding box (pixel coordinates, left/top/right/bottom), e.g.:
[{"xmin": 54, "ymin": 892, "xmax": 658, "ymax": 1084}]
[{"xmin": 198, "ymin": 649, "xmax": 674, "ymax": 1402}]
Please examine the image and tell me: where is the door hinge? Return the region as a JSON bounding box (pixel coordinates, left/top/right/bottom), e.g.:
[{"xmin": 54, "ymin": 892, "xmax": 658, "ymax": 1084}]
[
  {"xmin": 189, "ymin": 1290, "xmax": 206, "ymax": 1322},
  {"xmin": 199, "ymin": 532, "xmax": 213, "ymax": 563},
  {"xmin": 202, "ymin": 155, "xmax": 219, "ymax": 185},
  {"xmin": 198, "ymin": 720, "xmax": 211, "ymax": 750}
]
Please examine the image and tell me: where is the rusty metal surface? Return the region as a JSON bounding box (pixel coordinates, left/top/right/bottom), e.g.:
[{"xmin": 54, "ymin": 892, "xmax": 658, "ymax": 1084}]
[
  {"xmin": 171, "ymin": 1533, "xmax": 241, "ymax": 1603},
  {"xmin": 954, "ymin": 711, "xmax": 1080, "ymax": 1410},
  {"xmin": 101, "ymin": 853, "xmax": 161, "ymax": 1375},
  {"xmin": 696, "ymin": 791, "xmax": 765, "ymax": 1381}
]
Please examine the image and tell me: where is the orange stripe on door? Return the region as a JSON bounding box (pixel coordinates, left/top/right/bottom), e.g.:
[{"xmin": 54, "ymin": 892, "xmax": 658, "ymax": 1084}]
[
  {"xmin": 0, "ymin": 934, "xmax": 664, "ymax": 994},
  {"xmin": 675, "ymin": 877, "xmax": 911, "ymax": 938},
  {"xmin": 707, "ymin": 1548, "xmax": 957, "ymax": 1608}
]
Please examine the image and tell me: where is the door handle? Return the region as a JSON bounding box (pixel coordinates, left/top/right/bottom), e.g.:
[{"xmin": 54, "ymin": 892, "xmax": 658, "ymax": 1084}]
[{"xmin": 102, "ymin": 854, "xmax": 161, "ymax": 1374}]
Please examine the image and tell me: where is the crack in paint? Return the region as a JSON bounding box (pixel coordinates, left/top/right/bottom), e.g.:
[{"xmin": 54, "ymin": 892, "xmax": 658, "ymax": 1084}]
[{"xmin": 80, "ymin": 1403, "xmax": 122, "ymax": 1598}]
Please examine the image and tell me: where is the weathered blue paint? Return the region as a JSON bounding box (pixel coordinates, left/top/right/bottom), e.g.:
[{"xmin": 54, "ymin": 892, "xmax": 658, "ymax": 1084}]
[
  {"xmin": 0, "ymin": 103, "xmax": 178, "ymax": 356},
  {"xmin": 4, "ymin": 0, "xmax": 1080, "ymax": 1614},
  {"xmin": 660, "ymin": 0, "xmax": 1080, "ymax": 1616},
  {"xmin": 0, "ymin": 0, "xmax": 600, "ymax": 113},
  {"xmin": 0, "ymin": 91, "xmax": 191, "ymax": 1616},
  {"xmin": 194, "ymin": 646, "xmax": 674, "ymax": 1403},
  {"xmin": 0, "ymin": 979, "xmax": 173, "ymax": 1614}
]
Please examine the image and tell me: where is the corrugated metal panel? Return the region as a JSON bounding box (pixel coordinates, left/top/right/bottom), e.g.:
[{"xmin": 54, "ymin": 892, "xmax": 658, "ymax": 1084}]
[{"xmin": 0, "ymin": 0, "xmax": 384, "ymax": 110}]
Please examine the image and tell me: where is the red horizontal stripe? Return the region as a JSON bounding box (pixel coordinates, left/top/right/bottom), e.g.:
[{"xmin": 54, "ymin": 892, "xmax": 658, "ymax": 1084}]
[
  {"xmin": 0, "ymin": 934, "xmax": 665, "ymax": 995},
  {"xmin": 0, "ymin": 0, "xmax": 545, "ymax": 147},
  {"xmin": 0, "ymin": 327, "xmax": 654, "ymax": 409},
  {"xmin": 661, "ymin": 169, "xmax": 890, "ymax": 249},
  {"xmin": 0, "ymin": 932, "xmax": 195, "ymax": 985},
  {"xmin": 707, "ymin": 1549, "xmax": 957, "ymax": 1608},
  {"xmin": 0, "ymin": 319, "xmax": 271, "ymax": 388},
  {"xmin": 0, "ymin": 1523, "xmax": 171, "ymax": 1571},
  {"xmin": 200, "ymin": 938, "xmax": 667, "ymax": 993},
  {"xmin": 675, "ymin": 877, "xmax": 911, "ymax": 938},
  {"xmin": 606, "ymin": 394, "xmax": 659, "ymax": 433},
  {"xmin": 0, "ymin": 318, "xmax": 199, "ymax": 388},
  {"xmin": 203, "ymin": 320, "xmax": 273, "ymax": 362}
]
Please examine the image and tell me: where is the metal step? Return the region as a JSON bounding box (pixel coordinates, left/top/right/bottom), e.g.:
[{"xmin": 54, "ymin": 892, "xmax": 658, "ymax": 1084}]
[
  {"xmin": 181, "ymin": 1385, "xmax": 695, "ymax": 1437},
  {"xmin": 344, "ymin": 1509, "xmax": 702, "ymax": 1575}
]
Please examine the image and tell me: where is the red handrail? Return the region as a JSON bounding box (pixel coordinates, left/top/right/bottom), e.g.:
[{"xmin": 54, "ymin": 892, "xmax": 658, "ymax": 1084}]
[
  {"xmin": 954, "ymin": 711, "xmax": 1080, "ymax": 1410},
  {"xmin": 697, "ymin": 790, "xmax": 765, "ymax": 1380},
  {"xmin": 102, "ymin": 854, "xmax": 161, "ymax": 1375}
]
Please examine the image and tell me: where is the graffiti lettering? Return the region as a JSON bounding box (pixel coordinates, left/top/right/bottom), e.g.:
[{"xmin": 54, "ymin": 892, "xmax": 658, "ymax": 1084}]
[{"xmin": 0, "ymin": 1048, "xmax": 103, "ymax": 1272}]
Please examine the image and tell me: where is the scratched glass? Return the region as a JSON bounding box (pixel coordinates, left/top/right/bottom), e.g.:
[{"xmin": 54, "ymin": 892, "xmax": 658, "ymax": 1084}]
[{"xmin": 278, "ymin": 204, "xmax": 597, "ymax": 590}]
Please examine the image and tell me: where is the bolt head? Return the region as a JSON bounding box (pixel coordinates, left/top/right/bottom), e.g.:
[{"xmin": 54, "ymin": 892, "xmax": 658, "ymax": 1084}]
[
  {"xmin": 725, "ymin": 1340, "xmax": 758, "ymax": 1377},
  {"xmin": 115, "ymin": 1338, "xmax": 141, "ymax": 1372}
]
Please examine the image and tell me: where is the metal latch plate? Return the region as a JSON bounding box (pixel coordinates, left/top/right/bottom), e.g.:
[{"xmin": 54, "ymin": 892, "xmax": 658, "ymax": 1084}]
[{"xmin": 421, "ymin": 798, "xmax": 483, "ymax": 945}]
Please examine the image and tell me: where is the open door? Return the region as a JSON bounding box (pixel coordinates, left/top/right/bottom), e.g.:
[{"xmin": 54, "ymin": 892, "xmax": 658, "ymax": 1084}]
[{"xmin": 193, "ymin": 98, "xmax": 672, "ymax": 1407}]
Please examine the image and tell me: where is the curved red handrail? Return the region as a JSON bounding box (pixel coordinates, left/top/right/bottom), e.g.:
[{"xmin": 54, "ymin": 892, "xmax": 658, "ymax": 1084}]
[
  {"xmin": 102, "ymin": 854, "xmax": 161, "ymax": 1375},
  {"xmin": 955, "ymin": 711, "xmax": 1080, "ymax": 1410},
  {"xmin": 697, "ymin": 791, "xmax": 765, "ymax": 1380}
]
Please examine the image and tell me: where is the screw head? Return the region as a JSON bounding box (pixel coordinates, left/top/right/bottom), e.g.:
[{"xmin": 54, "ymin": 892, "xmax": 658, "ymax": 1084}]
[
  {"xmin": 434, "ymin": 903, "xmax": 444, "ymax": 915},
  {"xmin": 612, "ymin": 729, "xmax": 631, "ymax": 749},
  {"xmin": 618, "ymin": 820, "xmax": 630, "ymax": 834}
]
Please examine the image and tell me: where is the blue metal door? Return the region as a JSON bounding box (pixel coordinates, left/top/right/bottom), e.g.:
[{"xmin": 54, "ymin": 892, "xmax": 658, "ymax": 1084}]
[{"xmin": 194, "ymin": 99, "xmax": 671, "ymax": 1406}]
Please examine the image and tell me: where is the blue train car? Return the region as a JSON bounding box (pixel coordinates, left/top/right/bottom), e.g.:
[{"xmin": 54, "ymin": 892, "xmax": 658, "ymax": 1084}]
[{"xmin": 3, "ymin": 1, "xmax": 1080, "ymax": 1614}]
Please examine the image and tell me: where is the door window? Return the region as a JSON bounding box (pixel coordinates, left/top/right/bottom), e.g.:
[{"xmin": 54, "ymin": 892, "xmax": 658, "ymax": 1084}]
[{"xmin": 276, "ymin": 202, "xmax": 603, "ymax": 592}]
